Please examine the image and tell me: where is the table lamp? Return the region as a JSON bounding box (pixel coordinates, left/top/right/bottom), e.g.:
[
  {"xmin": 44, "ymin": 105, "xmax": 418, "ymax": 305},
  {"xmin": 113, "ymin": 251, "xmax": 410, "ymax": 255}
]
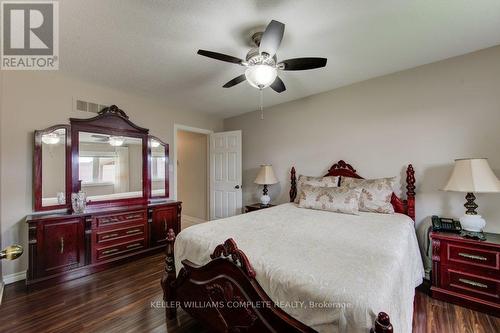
[
  {"xmin": 254, "ymin": 165, "xmax": 279, "ymax": 206},
  {"xmin": 443, "ymin": 158, "xmax": 500, "ymax": 232}
]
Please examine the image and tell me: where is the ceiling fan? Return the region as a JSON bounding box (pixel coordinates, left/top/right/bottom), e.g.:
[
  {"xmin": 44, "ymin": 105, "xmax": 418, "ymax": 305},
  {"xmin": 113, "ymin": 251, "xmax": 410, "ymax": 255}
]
[{"xmin": 197, "ymin": 20, "xmax": 327, "ymax": 93}]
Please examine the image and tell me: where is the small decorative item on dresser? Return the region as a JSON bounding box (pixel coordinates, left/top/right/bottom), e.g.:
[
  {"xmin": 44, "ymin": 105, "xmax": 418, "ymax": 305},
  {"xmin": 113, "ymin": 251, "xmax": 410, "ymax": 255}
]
[
  {"xmin": 71, "ymin": 191, "xmax": 87, "ymax": 213},
  {"xmin": 254, "ymin": 164, "xmax": 279, "ymax": 206},
  {"xmin": 443, "ymin": 158, "xmax": 500, "ymax": 236},
  {"xmin": 245, "ymin": 203, "xmax": 276, "ymax": 213},
  {"xmin": 430, "ymin": 230, "xmax": 500, "ymax": 316}
]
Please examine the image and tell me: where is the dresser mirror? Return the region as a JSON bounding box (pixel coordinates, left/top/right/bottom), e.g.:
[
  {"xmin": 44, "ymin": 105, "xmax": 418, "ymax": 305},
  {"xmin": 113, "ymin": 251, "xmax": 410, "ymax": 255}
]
[
  {"xmin": 150, "ymin": 136, "xmax": 169, "ymax": 198},
  {"xmin": 33, "ymin": 105, "xmax": 169, "ymax": 211},
  {"xmin": 34, "ymin": 125, "xmax": 71, "ymax": 211},
  {"xmin": 78, "ymin": 132, "xmax": 144, "ymax": 202}
]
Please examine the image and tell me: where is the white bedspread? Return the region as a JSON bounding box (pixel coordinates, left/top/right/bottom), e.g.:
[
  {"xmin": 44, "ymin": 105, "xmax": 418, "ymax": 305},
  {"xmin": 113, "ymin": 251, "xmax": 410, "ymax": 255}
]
[{"xmin": 175, "ymin": 203, "xmax": 424, "ymax": 333}]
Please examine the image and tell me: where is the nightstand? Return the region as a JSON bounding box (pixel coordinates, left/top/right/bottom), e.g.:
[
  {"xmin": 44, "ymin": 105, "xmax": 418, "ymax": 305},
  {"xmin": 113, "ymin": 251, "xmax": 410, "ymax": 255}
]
[
  {"xmin": 245, "ymin": 203, "xmax": 276, "ymax": 213},
  {"xmin": 430, "ymin": 231, "xmax": 500, "ymax": 316}
]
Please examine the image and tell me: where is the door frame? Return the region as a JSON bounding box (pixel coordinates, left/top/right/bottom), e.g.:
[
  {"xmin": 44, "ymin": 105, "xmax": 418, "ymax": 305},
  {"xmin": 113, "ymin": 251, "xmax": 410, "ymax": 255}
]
[{"xmin": 173, "ymin": 124, "xmax": 212, "ymax": 221}]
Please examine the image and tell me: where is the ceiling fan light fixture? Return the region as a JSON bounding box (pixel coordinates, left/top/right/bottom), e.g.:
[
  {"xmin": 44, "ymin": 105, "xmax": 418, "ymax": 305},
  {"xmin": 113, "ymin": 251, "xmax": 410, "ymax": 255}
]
[
  {"xmin": 245, "ymin": 64, "xmax": 277, "ymax": 89},
  {"xmin": 41, "ymin": 132, "xmax": 60, "ymax": 145},
  {"xmin": 109, "ymin": 136, "xmax": 124, "ymax": 147},
  {"xmin": 151, "ymin": 139, "xmax": 160, "ymax": 148}
]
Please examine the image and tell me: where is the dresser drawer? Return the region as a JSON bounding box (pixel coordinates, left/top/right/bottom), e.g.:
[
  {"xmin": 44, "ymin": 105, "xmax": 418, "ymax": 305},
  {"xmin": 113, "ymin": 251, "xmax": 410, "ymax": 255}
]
[
  {"xmin": 95, "ymin": 210, "xmax": 147, "ymax": 228},
  {"xmin": 444, "ymin": 242, "xmax": 500, "ymax": 273},
  {"xmin": 442, "ymin": 267, "xmax": 500, "ymax": 303},
  {"xmin": 95, "ymin": 239, "xmax": 146, "ymax": 262},
  {"xmin": 96, "ymin": 224, "xmax": 145, "ymax": 244}
]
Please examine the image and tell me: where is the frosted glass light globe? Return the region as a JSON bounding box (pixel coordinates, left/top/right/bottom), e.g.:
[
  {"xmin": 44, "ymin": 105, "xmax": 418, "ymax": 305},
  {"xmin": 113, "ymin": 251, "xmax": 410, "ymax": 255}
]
[
  {"xmin": 41, "ymin": 133, "xmax": 60, "ymax": 145},
  {"xmin": 109, "ymin": 136, "xmax": 124, "ymax": 147},
  {"xmin": 151, "ymin": 140, "xmax": 160, "ymax": 148},
  {"xmin": 245, "ymin": 64, "xmax": 277, "ymax": 89}
]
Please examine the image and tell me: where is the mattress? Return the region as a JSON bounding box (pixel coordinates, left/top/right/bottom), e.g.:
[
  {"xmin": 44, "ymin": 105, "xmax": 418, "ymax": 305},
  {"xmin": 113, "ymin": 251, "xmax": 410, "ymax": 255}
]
[{"xmin": 175, "ymin": 203, "xmax": 424, "ymax": 333}]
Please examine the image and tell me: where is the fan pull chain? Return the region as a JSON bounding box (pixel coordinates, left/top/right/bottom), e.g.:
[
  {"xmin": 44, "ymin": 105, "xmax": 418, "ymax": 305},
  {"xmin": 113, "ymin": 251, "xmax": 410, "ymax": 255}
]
[{"xmin": 260, "ymin": 89, "xmax": 264, "ymax": 120}]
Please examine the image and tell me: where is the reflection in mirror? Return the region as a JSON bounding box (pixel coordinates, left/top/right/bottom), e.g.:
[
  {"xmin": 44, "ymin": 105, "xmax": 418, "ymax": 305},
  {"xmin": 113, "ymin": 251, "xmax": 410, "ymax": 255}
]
[
  {"xmin": 151, "ymin": 138, "xmax": 167, "ymax": 197},
  {"xmin": 78, "ymin": 132, "xmax": 143, "ymax": 202},
  {"xmin": 42, "ymin": 128, "xmax": 66, "ymax": 207}
]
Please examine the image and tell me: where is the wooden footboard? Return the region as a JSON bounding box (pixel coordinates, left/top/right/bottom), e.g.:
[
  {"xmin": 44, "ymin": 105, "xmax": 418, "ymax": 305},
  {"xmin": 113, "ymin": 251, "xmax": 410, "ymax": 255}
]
[{"xmin": 161, "ymin": 230, "xmax": 394, "ymax": 333}]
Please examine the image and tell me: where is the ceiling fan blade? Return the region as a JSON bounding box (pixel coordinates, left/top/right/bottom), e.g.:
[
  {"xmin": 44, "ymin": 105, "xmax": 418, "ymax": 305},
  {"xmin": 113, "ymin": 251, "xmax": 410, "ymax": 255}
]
[
  {"xmin": 197, "ymin": 49, "xmax": 243, "ymax": 65},
  {"xmin": 259, "ymin": 20, "xmax": 285, "ymax": 57},
  {"xmin": 279, "ymin": 57, "xmax": 327, "ymax": 71},
  {"xmin": 223, "ymin": 74, "xmax": 246, "ymax": 88},
  {"xmin": 270, "ymin": 76, "xmax": 286, "ymax": 93}
]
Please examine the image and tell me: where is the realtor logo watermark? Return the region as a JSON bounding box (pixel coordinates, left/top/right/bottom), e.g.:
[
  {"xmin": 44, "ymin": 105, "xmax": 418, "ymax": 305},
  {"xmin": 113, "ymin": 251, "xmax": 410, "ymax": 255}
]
[{"xmin": 1, "ymin": 1, "xmax": 59, "ymax": 70}]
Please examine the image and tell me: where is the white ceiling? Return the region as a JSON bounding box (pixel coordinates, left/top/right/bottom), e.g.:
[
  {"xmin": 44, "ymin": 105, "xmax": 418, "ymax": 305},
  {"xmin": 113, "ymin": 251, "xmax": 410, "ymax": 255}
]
[{"xmin": 60, "ymin": 0, "xmax": 500, "ymax": 118}]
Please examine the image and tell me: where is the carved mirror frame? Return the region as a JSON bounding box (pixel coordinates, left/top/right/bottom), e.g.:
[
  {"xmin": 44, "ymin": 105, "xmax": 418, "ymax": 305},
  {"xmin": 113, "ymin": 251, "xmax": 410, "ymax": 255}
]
[
  {"xmin": 33, "ymin": 124, "xmax": 72, "ymax": 211},
  {"xmin": 33, "ymin": 105, "xmax": 169, "ymax": 211},
  {"xmin": 149, "ymin": 135, "xmax": 170, "ymax": 199},
  {"xmin": 70, "ymin": 106, "xmax": 149, "ymax": 207}
]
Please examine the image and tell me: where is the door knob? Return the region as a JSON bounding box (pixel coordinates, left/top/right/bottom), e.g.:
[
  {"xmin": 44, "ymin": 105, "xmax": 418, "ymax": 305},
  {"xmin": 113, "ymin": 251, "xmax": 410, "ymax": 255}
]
[
  {"xmin": 0, "ymin": 245, "xmax": 23, "ymax": 260},
  {"xmin": 234, "ymin": 185, "xmax": 240, "ymax": 189}
]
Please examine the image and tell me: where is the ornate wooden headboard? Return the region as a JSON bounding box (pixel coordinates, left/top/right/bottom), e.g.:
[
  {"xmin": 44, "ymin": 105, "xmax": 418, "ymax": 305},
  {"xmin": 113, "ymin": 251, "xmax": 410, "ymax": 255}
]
[{"xmin": 289, "ymin": 160, "xmax": 416, "ymax": 221}]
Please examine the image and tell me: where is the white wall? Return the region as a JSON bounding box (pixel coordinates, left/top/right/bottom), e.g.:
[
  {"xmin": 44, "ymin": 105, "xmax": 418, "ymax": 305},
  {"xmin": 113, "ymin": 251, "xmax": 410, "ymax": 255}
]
[
  {"xmin": 0, "ymin": 71, "xmax": 223, "ymax": 278},
  {"xmin": 225, "ymin": 46, "xmax": 500, "ymax": 236},
  {"xmin": 177, "ymin": 130, "xmax": 208, "ymax": 220}
]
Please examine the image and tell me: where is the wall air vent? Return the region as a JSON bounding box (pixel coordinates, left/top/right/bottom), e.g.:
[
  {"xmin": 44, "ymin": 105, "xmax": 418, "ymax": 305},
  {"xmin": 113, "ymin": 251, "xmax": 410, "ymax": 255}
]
[{"xmin": 74, "ymin": 98, "xmax": 108, "ymax": 114}]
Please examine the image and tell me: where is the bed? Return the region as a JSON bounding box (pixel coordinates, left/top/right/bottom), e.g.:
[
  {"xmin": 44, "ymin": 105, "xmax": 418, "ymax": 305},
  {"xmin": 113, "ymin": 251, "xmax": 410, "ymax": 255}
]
[{"xmin": 161, "ymin": 160, "xmax": 424, "ymax": 333}]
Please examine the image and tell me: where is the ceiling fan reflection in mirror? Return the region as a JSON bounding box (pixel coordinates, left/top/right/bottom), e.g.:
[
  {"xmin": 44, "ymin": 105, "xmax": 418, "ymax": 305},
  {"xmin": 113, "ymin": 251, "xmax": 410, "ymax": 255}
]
[{"xmin": 197, "ymin": 20, "xmax": 327, "ymax": 93}]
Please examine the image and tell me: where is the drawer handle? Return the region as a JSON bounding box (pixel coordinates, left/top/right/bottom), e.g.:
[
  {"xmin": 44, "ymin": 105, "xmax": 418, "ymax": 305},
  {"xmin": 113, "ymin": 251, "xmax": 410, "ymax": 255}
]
[
  {"xmin": 126, "ymin": 243, "xmax": 142, "ymax": 249},
  {"xmin": 60, "ymin": 237, "xmax": 64, "ymax": 254},
  {"xmin": 163, "ymin": 218, "xmax": 167, "ymax": 232},
  {"xmin": 458, "ymin": 278, "xmax": 488, "ymax": 289},
  {"xmin": 102, "ymin": 233, "xmax": 119, "ymax": 239},
  {"xmin": 126, "ymin": 229, "xmax": 142, "ymax": 234},
  {"xmin": 126, "ymin": 214, "xmax": 141, "ymax": 220},
  {"xmin": 102, "ymin": 248, "xmax": 119, "ymax": 255},
  {"xmin": 458, "ymin": 252, "xmax": 488, "ymax": 261}
]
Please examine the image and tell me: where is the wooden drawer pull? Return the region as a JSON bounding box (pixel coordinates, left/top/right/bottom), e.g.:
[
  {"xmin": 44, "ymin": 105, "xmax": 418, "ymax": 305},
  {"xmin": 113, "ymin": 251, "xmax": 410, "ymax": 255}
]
[
  {"xmin": 102, "ymin": 233, "xmax": 119, "ymax": 239},
  {"xmin": 126, "ymin": 229, "xmax": 142, "ymax": 234},
  {"xmin": 458, "ymin": 252, "xmax": 487, "ymax": 261},
  {"xmin": 126, "ymin": 243, "xmax": 142, "ymax": 249},
  {"xmin": 102, "ymin": 248, "xmax": 119, "ymax": 255},
  {"xmin": 458, "ymin": 278, "xmax": 488, "ymax": 289}
]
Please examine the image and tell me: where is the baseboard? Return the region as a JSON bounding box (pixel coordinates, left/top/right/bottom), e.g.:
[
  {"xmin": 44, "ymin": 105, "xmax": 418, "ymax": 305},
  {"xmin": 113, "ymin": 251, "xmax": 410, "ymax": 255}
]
[
  {"xmin": 182, "ymin": 214, "xmax": 206, "ymax": 227},
  {"xmin": 182, "ymin": 214, "xmax": 205, "ymax": 224},
  {"xmin": 3, "ymin": 271, "xmax": 26, "ymax": 285}
]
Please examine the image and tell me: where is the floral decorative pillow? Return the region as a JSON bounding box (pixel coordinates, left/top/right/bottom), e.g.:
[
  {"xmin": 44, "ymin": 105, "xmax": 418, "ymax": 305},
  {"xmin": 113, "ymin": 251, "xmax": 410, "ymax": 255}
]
[
  {"xmin": 295, "ymin": 175, "xmax": 340, "ymax": 203},
  {"xmin": 340, "ymin": 177, "xmax": 395, "ymax": 214},
  {"xmin": 298, "ymin": 185, "xmax": 361, "ymax": 215}
]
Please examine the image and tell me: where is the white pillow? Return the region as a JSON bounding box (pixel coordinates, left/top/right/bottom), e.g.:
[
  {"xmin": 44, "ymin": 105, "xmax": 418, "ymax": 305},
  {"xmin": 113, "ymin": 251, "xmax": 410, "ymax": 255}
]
[
  {"xmin": 340, "ymin": 177, "xmax": 395, "ymax": 214},
  {"xmin": 298, "ymin": 185, "xmax": 362, "ymax": 215},
  {"xmin": 295, "ymin": 175, "xmax": 339, "ymax": 203}
]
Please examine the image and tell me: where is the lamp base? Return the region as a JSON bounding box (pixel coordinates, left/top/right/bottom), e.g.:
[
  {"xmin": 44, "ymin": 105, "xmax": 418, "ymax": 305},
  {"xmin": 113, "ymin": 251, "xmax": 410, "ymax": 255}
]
[
  {"xmin": 260, "ymin": 194, "xmax": 271, "ymax": 206},
  {"xmin": 460, "ymin": 230, "xmax": 486, "ymax": 241},
  {"xmin": 459, "ymin": 214, "xmax": 486, "ymax": 232}
]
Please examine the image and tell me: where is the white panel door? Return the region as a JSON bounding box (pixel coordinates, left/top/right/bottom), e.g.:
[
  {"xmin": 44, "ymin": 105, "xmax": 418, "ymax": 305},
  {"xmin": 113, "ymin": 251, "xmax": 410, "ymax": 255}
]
[{"xmin": 210, "ymin": 130, "xmax": 242, "ymax": 220}]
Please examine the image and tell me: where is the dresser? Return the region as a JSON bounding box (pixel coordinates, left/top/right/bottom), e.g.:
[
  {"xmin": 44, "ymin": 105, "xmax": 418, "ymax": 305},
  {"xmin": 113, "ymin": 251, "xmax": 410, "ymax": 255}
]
[
  {"xmin": 431, "ymin": 231, "xmax": 500, "ymax": 316},
  {"xmin": 26, "ymin": 201, "xmax": 181, "ymax": 289},
  {"xmin": 28, "ymin": 105, "xmax": 178, "ymax": 289}
]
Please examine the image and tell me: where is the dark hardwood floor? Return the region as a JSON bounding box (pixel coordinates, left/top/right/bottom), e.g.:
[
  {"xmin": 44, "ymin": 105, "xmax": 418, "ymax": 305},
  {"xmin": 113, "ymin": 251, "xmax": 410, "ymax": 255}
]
[{"xmin": 1, "ymin": 253, "xmax": 499, "ymax": 333}]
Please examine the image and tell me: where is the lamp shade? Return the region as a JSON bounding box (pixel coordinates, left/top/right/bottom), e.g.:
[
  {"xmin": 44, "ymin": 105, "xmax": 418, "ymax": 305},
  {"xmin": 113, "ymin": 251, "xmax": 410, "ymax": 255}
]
[
  {"xmin": 254, "ymin": 165, "xmax": 278, "ymax": 185},
  {"xmin": 443, "ymin": 158, "xmax": 500, "ymax": 193}
]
